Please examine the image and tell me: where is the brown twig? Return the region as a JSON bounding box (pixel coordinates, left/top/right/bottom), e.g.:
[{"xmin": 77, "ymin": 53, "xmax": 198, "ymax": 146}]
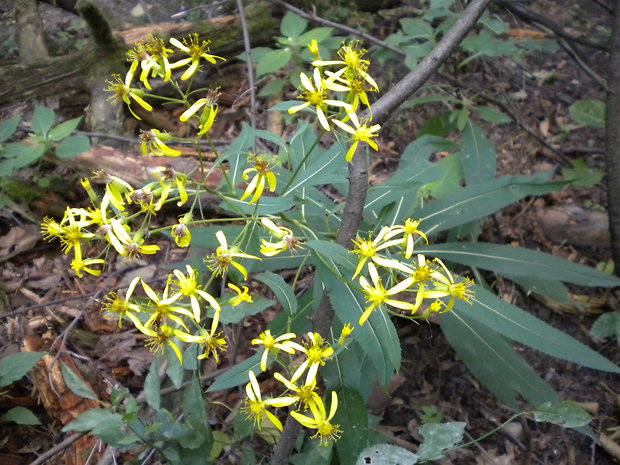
[
  {"xmin": 235, "ymin": 0, "xmax": 258, "ymax": 135},
  {"xmin": 28, "ymin": 433, "xmax": 87, "ymax": 465}
]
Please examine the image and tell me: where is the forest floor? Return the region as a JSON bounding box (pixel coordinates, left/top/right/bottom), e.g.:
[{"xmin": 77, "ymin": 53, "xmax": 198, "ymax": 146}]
[{"xmin": 0, "ymin": 0, "xmax": 619, "ymax": 464}]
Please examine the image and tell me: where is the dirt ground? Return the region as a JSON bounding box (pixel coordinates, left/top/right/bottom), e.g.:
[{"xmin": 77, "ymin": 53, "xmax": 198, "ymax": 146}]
[{"xmin": 1, "ymin": 0, "xmax": 619, "ymax": 464}]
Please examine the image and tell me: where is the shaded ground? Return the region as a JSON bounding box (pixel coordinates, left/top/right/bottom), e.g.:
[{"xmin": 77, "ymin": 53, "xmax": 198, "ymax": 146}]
[{"xmin": 1, "ymin": 0, "xmax": 619, "ymax": 464}]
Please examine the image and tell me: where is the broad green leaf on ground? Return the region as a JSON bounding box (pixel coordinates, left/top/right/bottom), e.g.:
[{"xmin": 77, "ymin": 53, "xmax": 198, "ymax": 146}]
[
  {"xmin": 474, "ymin": 105, "xmax": 511, "ymax": 124},
  {"xmin": 440, "ymin": 310, "xmax": 560, "ymax": 409},
  {"xmin": 335, "ymin": 387, "xmax": 369, "ymax": 465},
  {"xmin": 414, "ymin": 173, "xmax": 568, "ymax": 236},
  {"xmin": 569, "ymin": 100, "xmax": 605, "ymax": 128},
  {"xmin": 257, "ymin": 49, "xmax": 293, "ymax": 76},
  {"xmin": 181, "ymin": 374, "xmax": 212, "ymax": 449},
  {"xmin": 143, "ymin": 357, "xmax": 161, "ymax": 411},
  {"xmin": 0, "ymin": 143, "xmax": 46, "ymax": 177},
  {"xmin": 61, "ymin": 362, "xmax": 98, "ymax": 401},
  {"xmin": 0, "ymin": 351, "xmax": 44, "ymax": 387},
  {"xmin": 31, "ymin": 106, "xmax": 56, "ymax": 136},
  {"xmin": 355, "ymin": 444, "xmax": 418, "ymax": 465},
  {"xmin": 254, "ymin": 271, "xmax": 297, "ymax": 316},
  {"xmin": 534, "ymin": 401, "xmax": 592, "ymax": 428},
  {"xmin": 208, "ymin": 353, "xmax": 261, "ymax": 392},
  {"xmin": 419, "ymin": 242, "xmax": 620, "ymax": 287},
  {"xmin": 280, "ymin": 12, "xmax": 308, "ymax": 38},
  {"xmin": 417, "ymin": 422, "xmax": 466, "ymax": 461},
  {"xmin": 0, "ymin": 114, "xmax": 21, "ymax": 142},
  {"xmin": 2, "ymin": 406, "xmax": 41, "ymax": 425},
  {"xmin": 56, "ymin": 134, "xmax": 90, "ymax": 159},
  {"xmin": 590, "ymin": 312, "xmax": 620, "ymax": 344},
  {"xmin": 461, "ymin": 121, "xmax": 496, "ymax": 184},
  {"xmin": 454, "ymin": 286, "xmax": 620, "ymax": 373},
  {"xmin": 48, "ymin": 116, "xmax": 82, "ymax": 142}
]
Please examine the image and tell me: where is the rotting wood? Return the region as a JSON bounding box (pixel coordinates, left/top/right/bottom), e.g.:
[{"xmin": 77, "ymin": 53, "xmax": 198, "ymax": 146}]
[{"xmin": 0, "ymin": 1, "xmax": 279, "ymax": 107}]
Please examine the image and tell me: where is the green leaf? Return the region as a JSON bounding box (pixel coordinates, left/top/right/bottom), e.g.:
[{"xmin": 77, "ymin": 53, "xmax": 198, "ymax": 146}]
[
  {"xmin": 61, "ymin": 362, "xmax": 98, "ymax": 401},
  {"xmin": 298, "ymin": 27, "xmax": 333, "ymax": 45},
  {"xmin": 454, "ymin": 286, "xmax": 620, "ymax": 373},
  {"xmin": 419, "ymin": 242, "xmax": 620, "ymax": 287},
  {"xmin": 474, "ymin": 105, "xmax": 511, "ymax": 124},
  {"xmin": 508, "ymin": 275, "xmax": 580, "ymax": 311},
  {"xmin": 0, "ymin": 114, "xmax": 21, "ymax": 143},
  {"xmin": 31, "ymin": 106, "xmax": 56, "ymax": 137},
  {"xmin": 280, "ymin": 12, "xmax": 308, "ymax": 38},
  {"xmin": 219, "ymin": 297, "xmax": 275, "ymax": 324},
  {"xmin": 208, "ymin": 353, "xmax": 261, "ymax": 392},
  {"xmin": 562, "ymin": 159, "xmax": 604, "ymax": 187},
  {"xmin": 0, "ymin": 143, "xmax": 46, "ymax": 176},
  {"xmin": 3, "ymin": 406, "xmax": 41, "ymax": 425},
  {"xmin": 0, "ymin": 352, "xmax": 44, "ymax": 387},
  {"xmin": 440, "ymin": 310, "xmax": 560, "ymax": 409},
  {"xmin": 590, "ymin": 312, "xmax": 620, "ymax": 343},
  {"xmin": 254, "ymin": 271, "xmax": 297, "ymax": 316},
  {"xmin": 62, "ymin": 408, "xmax": 123, "ymax": 434},
  {"xmin": 55, "ymin": 134, "xmax": 90, "ymax": 159},
  {"xmin": 257, "ymin": 48, "xmax": 293, "ymax": 77},
  {"xmin": 417, "ymin": 422, "xmax": 466, "ymax": 461},
  {"xmin": 569, "ymin": 100, "xmax": 605, "ymax": 128},
  {"xmin": 335, "ymin": 387, "xmax": 369, "ymax": 465},
  {"xmin": 400, "ymin": 17, "xmax": 434, "ymax": 39},
  {"xmin": 259, "ymin": 78, "xmax": 287, "ymax": 97},
  {"xmin": 143, "ymin": 356, "xmax": 161, "ymax": 411},
  {"xmin": 281, "ymin": 143, "xmax": 345, "ymax": 197},
  {"xmin": 416, "ymin": 173, "xmax": 567, "ymax": 234},
  {"xmin": 534, "ymin": 402, "xmax": 592, "ymax": 428},
  {"xmin": 355, "ymin": 444, "xmax": 418, "ymax": 465},
  {"xmin": 181, "ymin": 374, "xmax": 211, "ymax": 449},
  {"xmin": 461, "ymin": 121, "xmax": 496, "ymax": 184},
  {"xmin": 308, "ymin": 240, "xmax": 355, "ymax": 271},
  {"xmin": 48, "ymin": 117, "xmax": 82, "ymax": 142}
]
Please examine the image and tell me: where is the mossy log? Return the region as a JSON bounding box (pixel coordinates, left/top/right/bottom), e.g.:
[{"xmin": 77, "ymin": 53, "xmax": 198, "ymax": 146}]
[{"xmin": 0, "ymin": 1, "xmax": 279, "ymax": 107}]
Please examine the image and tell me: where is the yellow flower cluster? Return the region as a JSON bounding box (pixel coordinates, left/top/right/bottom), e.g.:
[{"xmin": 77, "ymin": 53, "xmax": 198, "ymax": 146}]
[
  {"xmin": 41, "ymin": 169, "xmax": 190, "ymax": 279},
  {"xmin": 242, "ymin": 328, "xmax": 353, "ymax": 445},
  {"xmin": 106, "ymin": 33, "xmax": 226, "ymax": 153},
  {"xmin": 289, "ymin": 41, "xmax": 381, "ymax": 162},
  {"xmin": 351, "ymin": 219, "xmax": 474, "ymax": 325},
  {"xmin": 101, "ymin": 264, "xmax": 252, "ymax": 363}
]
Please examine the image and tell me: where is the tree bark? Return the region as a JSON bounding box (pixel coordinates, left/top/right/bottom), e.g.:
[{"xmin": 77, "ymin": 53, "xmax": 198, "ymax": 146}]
[
  {"xmin": 605, "ymin": 0, "xmax": 620, "ymax": 275},
  {"xmin": 16, "ymin": 0, "xmax": 49, "ymax": 64}
]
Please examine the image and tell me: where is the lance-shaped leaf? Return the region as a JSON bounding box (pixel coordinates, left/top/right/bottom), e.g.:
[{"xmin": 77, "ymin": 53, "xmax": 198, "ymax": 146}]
[{"xmin": 255, "ymin": 271, "xmax": 297, "ymax": 316}]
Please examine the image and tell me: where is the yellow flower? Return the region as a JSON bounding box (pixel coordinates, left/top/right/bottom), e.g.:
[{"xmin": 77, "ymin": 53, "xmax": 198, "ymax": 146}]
[
  {"xmin": 423, "ymin": 270, "xmax": 475, "ymax": 313},
  {"xmin": 291, "ymin": 332, "xmax": 334, "ymax": 384},
  {"xmin": 107, "ymin": 219, "xmax": 160, "ymax": 258},
  {"xmin": 54, "ymin": 207, "xmax": 94, "ymax": 258},
  {"xmin": 105, "ymin": 66, "xmax": 153, "ymax": 120},
  {"xmin": 179, "ymin": 89, "xmax": 220, "ymax": 135},
  {"xmin": 260, "ymin": 218, "xmax": 304, "ymax": 256},
  {"xmin": 288, "ymin": 67, "xmax": 351, "ymax": 131},
  {"xmin": 332, "ymin": 114, "xmax": 381, "ymax": 162},
  {"xmin": 242, "ymin": 371, "xmax": 291, "ymax": 431},
  {"xmin": 127, "ymin": 34, "xmax": 174, "ymax": 89},
  {"xmin": 177, "ymin": 327, "xmax": 228, "ymax": 362},
  {"xmin": 92, "ymin": 170, "xmax": 134, "ymax": 214},
  {"xmin": 241, "ymin": 153, "xmax": 279, "ymax": 204},
  {"xmin": 153, "ymin": 167, "xmax": 189, "ymax": 207},
  {"xmin": 205, "ymin": 230, "xmax": 261, "ymax": 280},
  {"xmin": 101, "ymin": 276, "xmax": 141, "ymax": 327},
  {"xmin": 172, "ymin": 222, "xmax": 192, "ymax": 248},
  {"xmin": 358, "ymin": 263, "xmax": 415, "ymax": 326},
  {"xmin": 313, "ymin": 42, "xmax": 379, "ymax": 92},
  {"xmin": 308, "ymin": 39, "xmax": 321, "ymax": 60},
  {"xmin": 251, "ymin": 330, "xmax": 303, "ymax": 371},
  {"xmin": 170, "ymin": 264, "xmax": 221, "ymax": 322},
  {"xmin": 227, "ymin": 283, "xmax": 253, "ymax": 306},
  {"xmin": 337, "ymin": 323, "xmax": 354, "ymax": 346},
  {"xmin": 140, "ymin": 279, "xmax": 197, "ymax": 330},
  {"xmin": 384, "ymin": 219, "xmax": 428, "ymax": 259},
  {"xmin": 273, "ymin": 372, "xmax": 320, "ymax": 411},
  {"xmin": 350, "ymin": 227, "xmax": 408, "ymax": 278},
  {"xmin": 290, "ymin": 391, "xmax": 342, "ymax": 445},
  {"xmin": 71, "ymin": 257, "xmax": 105, "ymax": 278},
  {"xmin": 139, "ymin": 129, "xmax": 182, "ymax": 157},
  {"xmin": 169, "ymin": 34, "xmax": 225, "ymax": 80},
  {"xmin": 133, "ymin": 324, "xmax": 187, "ymax": 363}
]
